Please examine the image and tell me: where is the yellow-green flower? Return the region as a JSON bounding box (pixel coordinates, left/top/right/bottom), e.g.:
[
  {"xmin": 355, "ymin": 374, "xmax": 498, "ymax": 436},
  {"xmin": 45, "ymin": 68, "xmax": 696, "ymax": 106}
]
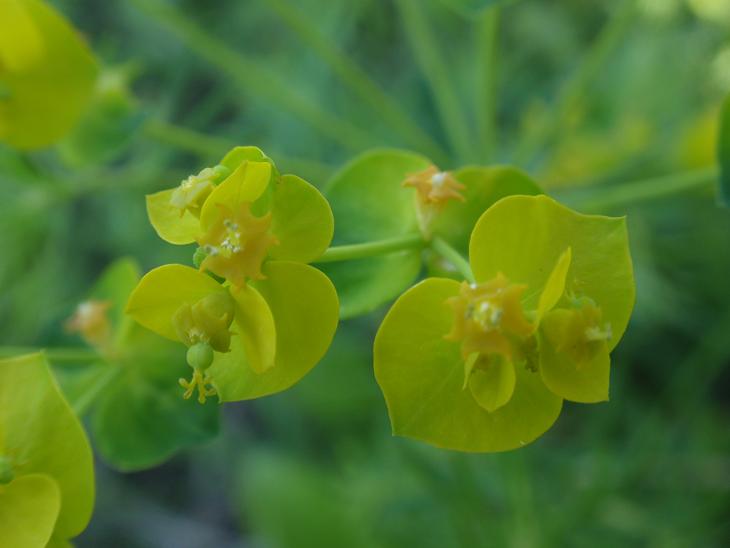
[
  {"xmin": 374, "ymin": 194, "xmax": 634, "ymax": 452},
  {"xmin": 128, "ymin": 147, "xmax": 339, "ymax": 403}
]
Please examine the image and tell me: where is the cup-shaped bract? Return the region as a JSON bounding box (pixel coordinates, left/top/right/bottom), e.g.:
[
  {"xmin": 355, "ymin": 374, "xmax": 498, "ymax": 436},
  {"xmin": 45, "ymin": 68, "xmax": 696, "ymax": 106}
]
[
  {"xmin": 0, "ymin": 354, "xmax": 94, "ymax": 547},
  {"xmin": 0, "ymin": 0, "xmax": 97, "ymax": 149},
  {"xmin": 374, "ymin": 195, "xmax": 635, "ymax": 452}
]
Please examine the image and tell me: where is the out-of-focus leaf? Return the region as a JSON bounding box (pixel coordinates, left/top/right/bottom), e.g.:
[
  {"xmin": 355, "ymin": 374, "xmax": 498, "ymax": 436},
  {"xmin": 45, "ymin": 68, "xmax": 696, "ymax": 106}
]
[
  {"xmin": 91, "ymin": 325, "xmax": 219, "ymax": 471},
  {"xmin": 0, "ymin": 353, "xmax": 94, "ymax": 541},
  {"xmin": 0, "ymin": 0, "xmax": 97, "ymax": 149},
  {"xmin": 238, "ymin": 451, "xmax": 373, "ymax": 548},
  {"xmin": 436, "ymin": 0, "xmax": 517, "ymax": 17},
  {"xmin": 320, "ymin": 252, "xmax": 422, "ymax": 318},
  {"xmin": 59, "ymin": 68, "xmax": 144, "ymax": 166},
  {"xmin": 89, "ymin": 257, "xmax": 140, "ymax": 335},
  {"xmin": 717, "ymin": 94, "xmax": 730, "ymax": 206}
]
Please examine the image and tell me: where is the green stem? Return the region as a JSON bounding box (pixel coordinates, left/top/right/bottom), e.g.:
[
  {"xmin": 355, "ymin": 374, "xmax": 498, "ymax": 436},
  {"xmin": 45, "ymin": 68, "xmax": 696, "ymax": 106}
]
[
  {"xmin": 314, "ymin": 233, "xmax": 424, "ymax": 263},
  {"xmin": 130, "ymin": 0, "xmax": 373, "ymax": 153},
  {"xmin": 396, "ymin": 0, "xmax": 476, "ymax": 163},
  {"xmin": 475, "ymin": 7, "xmax": 499, "ymax": 162},
  {"xmin": 265, "ymin": 0, "xmax": 448, "ymax": 163},
  {"xmin": 72, "ymin": 366, "xmax": 122, "ymax": 417},
  {"xmin": 0, "ymin": 346, "xmax": 101, "ymax": 364},
  {"xmin": 514, "ymin": 0, "xmax": 637, "ymax": 165},
  {"xmin": 564, "ymin": 166, "xmax": 717, "ymax": 212},
  {"xmin": 431, "ymin": 237, "xmax": 475, "ymax": 283}
]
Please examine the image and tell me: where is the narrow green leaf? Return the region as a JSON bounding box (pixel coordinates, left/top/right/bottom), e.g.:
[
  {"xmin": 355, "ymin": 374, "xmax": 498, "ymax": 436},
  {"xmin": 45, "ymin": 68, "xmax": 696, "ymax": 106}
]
[{"xmin": 717, "ymin": 94, "xmax": 730, "ymax": 206}]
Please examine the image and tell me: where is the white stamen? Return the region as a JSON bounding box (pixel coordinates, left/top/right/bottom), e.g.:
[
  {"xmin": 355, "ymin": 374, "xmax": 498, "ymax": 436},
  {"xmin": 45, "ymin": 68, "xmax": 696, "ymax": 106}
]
[{"xmin": 431, "ymin": 172, "xmax": 447, "ymax": 187}]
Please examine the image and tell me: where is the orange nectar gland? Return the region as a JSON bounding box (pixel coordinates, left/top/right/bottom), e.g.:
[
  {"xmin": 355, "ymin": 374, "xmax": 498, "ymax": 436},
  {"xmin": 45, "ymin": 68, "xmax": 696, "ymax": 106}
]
[
  {"xmin": 445, "ymin": 273, "xmax": 534, "ymax": 363},
  {"xmin": 65, "ymin": 300, "xmax": 112, "ymax": 349},
  {"xmin": 172, "ymin": 293, "xmax": 235, "ymax": 404},
  {"xmin": 169, "ymin": 165, "xmax": 230, "ymax": 217},
  {"xmin": 403, "ymin": 165, "xmax": 465, "ymax": 237},
  {"xmin": 197, "ymin": 202, "xmax": 279, "ymax": 288}
]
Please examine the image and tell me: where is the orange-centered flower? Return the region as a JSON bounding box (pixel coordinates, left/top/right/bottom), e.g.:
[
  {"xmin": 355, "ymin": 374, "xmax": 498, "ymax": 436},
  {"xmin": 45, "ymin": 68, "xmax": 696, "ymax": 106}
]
[
  {"xmin": 445, "ymin": 273, "xmax": 533, "ymax": 361},
  {"xmin": 65, "ymin": 299, "xmax": 112, "ymax": 348},
  {"xmin": 403, "ymin": 165, "xmax": 466, "ymax": 206},
  {"xmin": 197, "ymin": 202, "xmax": 279, "ymax": 288}
]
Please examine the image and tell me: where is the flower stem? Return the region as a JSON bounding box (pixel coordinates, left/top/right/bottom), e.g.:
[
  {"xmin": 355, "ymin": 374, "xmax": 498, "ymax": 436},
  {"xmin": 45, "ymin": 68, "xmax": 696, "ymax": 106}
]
[
  {"xmin": 564, "ymin": 166, "xmax": 717, "ymax": 212},
  {"xmin": 315, "ymin": 233, "xmax": 425, "ymax": 263},
  {"xmin": 396, "ymin": 0, "xmax": 476, "ymax": 163},
  {"xmin": 475, "ymin": 7, "xmax": 500, "ymax": 163},
  {"xmin": 430, "ymin": 237, "xmax": 475, "ymax": 284},
  {"xmin": 513, "ymin": 0, "xmax": 637, "ymax": 166}
]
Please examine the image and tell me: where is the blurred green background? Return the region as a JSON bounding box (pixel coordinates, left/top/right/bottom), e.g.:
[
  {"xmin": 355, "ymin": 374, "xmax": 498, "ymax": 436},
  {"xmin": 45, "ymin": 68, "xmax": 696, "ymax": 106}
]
[{"xmin": 2, "ymin": 0, "xmax": 729, "ymax": 546}]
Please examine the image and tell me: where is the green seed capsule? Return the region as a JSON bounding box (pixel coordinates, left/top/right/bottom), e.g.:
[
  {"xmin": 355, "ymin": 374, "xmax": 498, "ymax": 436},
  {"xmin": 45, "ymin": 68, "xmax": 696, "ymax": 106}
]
[{"xmin": 186, "ymin": 342, "xmax": 214, "ymax": 371}]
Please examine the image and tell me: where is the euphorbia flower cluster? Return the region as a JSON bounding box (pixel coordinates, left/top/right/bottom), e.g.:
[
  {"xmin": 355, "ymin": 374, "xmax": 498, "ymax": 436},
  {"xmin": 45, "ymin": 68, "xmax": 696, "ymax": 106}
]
[
  {"xmin": 375, "ymin": 194, "xmax": 634, "ymax": 452},
  {"xmin": 127, "ymin": 147, "xmax": 338, "ymax": 403}
]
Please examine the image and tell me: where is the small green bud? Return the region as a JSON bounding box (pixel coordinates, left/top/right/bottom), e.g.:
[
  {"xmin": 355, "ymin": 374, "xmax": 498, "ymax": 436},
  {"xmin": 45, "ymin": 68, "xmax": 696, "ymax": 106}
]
[
  {"xmin": 211, "ymin": 164, "xmax": 231, "ymax": 180},
  {"xmin": 193, "ymin": 246, "xmax": 208, "ymax": 269},
  {"xmin": 0, "ymin": 456, "xmax": 14, "ymax": 485}
]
